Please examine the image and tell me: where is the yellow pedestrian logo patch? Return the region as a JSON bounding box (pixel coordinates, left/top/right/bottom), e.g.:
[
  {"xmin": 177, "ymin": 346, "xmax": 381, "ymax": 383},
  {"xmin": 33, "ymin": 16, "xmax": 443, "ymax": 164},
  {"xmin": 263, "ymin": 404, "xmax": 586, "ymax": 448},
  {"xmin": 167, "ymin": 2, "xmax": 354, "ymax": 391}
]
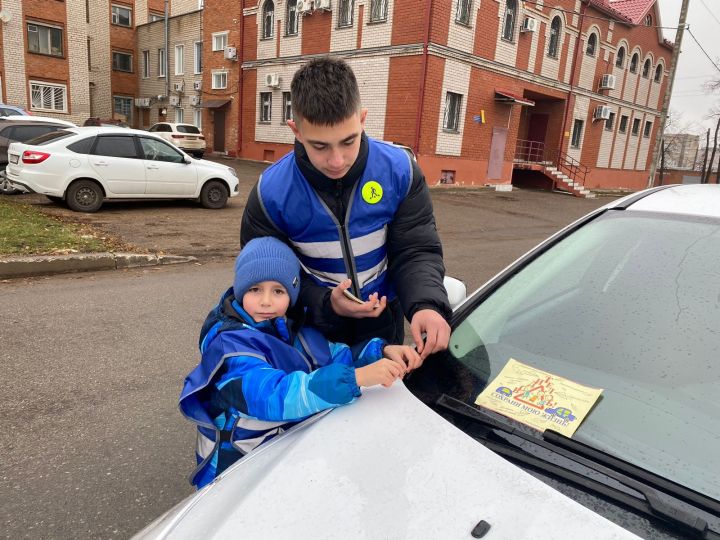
[{"xmin": 361, "ymin": 181, "xmax": 383, "ymax": 204}]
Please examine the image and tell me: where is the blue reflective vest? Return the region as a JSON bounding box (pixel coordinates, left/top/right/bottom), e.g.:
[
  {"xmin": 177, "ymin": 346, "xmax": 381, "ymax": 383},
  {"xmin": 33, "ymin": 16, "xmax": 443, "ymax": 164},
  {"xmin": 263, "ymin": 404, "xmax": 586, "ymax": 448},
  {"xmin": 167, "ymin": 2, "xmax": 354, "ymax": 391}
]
[
  {"xmin": 179, "ymin": 289, "xmax": 384, "ymax": 488},
  {"xmin": 258, "ymin": 138, "xmax": 413, "ymax": 300}
]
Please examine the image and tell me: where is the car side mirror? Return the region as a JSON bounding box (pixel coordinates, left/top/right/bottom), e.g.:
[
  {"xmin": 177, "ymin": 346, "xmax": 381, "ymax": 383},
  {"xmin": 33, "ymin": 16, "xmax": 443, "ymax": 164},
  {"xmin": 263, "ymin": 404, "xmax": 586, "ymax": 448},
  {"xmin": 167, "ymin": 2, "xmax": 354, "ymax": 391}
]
[
  {"xmin": 184, "ymin": 156, "xmax": 192, "ymax": 164},
  {"xmin": 443, "ymin": 276, "xmax": 467, "ymax": 310}
]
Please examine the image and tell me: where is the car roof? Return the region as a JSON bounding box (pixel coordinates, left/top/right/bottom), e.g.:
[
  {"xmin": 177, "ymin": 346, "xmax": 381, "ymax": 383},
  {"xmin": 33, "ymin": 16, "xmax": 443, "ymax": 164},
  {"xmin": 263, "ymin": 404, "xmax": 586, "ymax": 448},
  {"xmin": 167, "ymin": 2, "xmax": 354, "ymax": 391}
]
[
  {"xmin": 609, "ymin": 184, "xmax": 720, "ymax": 219},
  {"xmin": 64, "ymin": 126, "xmax": 165, "ymax": 137},
  {"xmin": 0, "ymin": 118, "xmax": 68, "ymax": 128}
]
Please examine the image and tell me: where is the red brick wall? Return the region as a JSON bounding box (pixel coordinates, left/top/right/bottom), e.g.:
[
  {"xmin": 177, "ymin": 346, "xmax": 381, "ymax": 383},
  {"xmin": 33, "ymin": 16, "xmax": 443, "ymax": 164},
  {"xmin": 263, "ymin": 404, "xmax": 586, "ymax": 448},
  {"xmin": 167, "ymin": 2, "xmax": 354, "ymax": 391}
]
[
  {"xmin": 532, "ymin": 21, "xmax": 547, "ymax": 76},
  {"xmin": 417, "ymin": 55, "xmax": 444, "ymax": 156},
  {"xmin": 110, "ymin": 1, "xmax": 138, "ymax": 114},
  {"xmin": 383, "ymin": 55, "xmax": 423, "ymax": 149},
  {"xmin": 515, "ymin": 30, "xmax": 533, "ymax": 72},
  {"xmin": 23, "ymin": 0, "xmax": 70, "ymax": 112},
  {"xmin": 429, "ymin": 0, "xmax": 450, "ymax": 45},
  {"xmin": 391, "ymin": 0, "xmax": 426, "ymax": 45},
  {"xmin": 473, "ymin": 1, "xmax": 497, "ymax": 59},
  {"xmin": 301, "ymin": 11, "xmax": 331, "ymax": 55}
]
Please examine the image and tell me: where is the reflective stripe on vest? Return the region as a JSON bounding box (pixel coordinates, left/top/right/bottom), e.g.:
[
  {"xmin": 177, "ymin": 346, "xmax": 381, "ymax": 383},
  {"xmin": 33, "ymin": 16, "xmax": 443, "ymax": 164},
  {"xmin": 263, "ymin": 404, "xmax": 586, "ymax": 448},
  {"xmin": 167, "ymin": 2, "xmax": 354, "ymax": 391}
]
[{"xmin": 258, "ymin": 139, "xmax": 412, "ymax": 300}]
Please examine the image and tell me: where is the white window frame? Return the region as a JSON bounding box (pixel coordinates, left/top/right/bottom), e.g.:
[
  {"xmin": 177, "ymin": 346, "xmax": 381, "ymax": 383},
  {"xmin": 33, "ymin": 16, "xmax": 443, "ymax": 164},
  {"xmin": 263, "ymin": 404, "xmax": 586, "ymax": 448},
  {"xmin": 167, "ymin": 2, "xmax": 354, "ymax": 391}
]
[
  {"xmin": 158, "ymin": 48, "xmax": 166, "ymax": 77},
  {"xmin": 547, "ymin": 16, "xmax": 561, "ymax": 58},
  {"xmin": 111, "ymin": 4, "xmax": 132, "ymax": 27},
  {"xmin": 455, "ymin": 0, "xmax": 471, "ymax": 25},
  {"xmin": 27, "ymin": 22, "xmax": 64, "ymax": 57},
  {"xmin": 571, "ymin": 119, "xmax": 584, "ymax": 148},
  {"xmin": 501, "ymin": 0, "xmax": 517, "ymax": 42},
  {"xmin": 260, "ymin": 92, "xmax": 272, "ymax": 123},
  {"xmin": 113, "ymin": 95, "xmax": 133, "ymax": 123},
  {"xmin": 443, "ymin": 92, "xmax": 462, "ymax": 132},
  {"xmin": 212, "ymin": 31, "xmax": 228, "ymax": 52},
  {"xmin": 212, "ymin": 70, "xmax": 228, "ymax": 89},
  {"xmin": 142, "ymin": 50, "xmax": 150, "ymax": 78},
  {"xmin": 194, "ymin": 41, "xmax": 203, "ymax": 74},
  {"xmin": 30, "ymin": 81, "xmax": 67, "ymax": 113},
  {"xmin": 338, "ymin": 0, "xmax": 354, "ymax": 27},
  {"xmin": 585, "ymin": 32, "xmax": 597, "ymax": 57},
  {"xmin": 149, "ymin": 12, "xmax": 164, "ymax": 22},
  {"xmin": 643, "ymin": 120, "xmax": 652, "ymax": 138},
  {"xmin": 175, "ymin": 44, "xmax": 184, "ymax": 75},
  {"xmin": 262, "ymin": 0, "xmax": 275, "ymax": 39},
  {"xmin": 286, "ymin": 0, "xmax": 299, "ymax": 35},
  {"xmin": 176, "ymin": 107, "xmax": 184, "ymax": 123},
  {"xmin": 282, "ymin": 91, "xmax": 292, "ymax": 122},
  {"xmin": 369, "ymin": 0, "xmax": 388, "ymax": 22},
  {"xmin": 194, "ymin": 109, "xmax": 202, "ymax": 129}
]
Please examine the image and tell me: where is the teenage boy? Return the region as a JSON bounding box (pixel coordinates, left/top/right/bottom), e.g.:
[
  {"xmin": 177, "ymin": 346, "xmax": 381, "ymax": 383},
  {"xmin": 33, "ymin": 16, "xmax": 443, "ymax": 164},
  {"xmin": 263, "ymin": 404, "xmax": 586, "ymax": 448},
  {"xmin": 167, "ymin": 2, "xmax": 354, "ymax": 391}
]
[{"xmin": 241, "ymin": 57, "xmax": 451, "ymax": 360}]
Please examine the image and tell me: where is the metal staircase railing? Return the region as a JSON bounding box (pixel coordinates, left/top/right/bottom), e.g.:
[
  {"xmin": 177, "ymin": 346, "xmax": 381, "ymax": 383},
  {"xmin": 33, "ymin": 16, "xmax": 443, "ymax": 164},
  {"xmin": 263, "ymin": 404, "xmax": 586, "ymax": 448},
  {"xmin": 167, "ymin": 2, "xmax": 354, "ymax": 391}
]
[{"xmin": 514, "ymin": 139, "xmax": 590, "ymax": 190}]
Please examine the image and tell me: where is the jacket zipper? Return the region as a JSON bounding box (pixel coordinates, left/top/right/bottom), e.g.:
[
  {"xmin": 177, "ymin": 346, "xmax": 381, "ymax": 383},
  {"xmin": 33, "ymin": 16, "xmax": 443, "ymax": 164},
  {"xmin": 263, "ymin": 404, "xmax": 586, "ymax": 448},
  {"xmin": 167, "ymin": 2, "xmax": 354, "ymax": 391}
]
[{"xmin": 336, "ymin": 180, "xmax": 361, "ymax": 297}]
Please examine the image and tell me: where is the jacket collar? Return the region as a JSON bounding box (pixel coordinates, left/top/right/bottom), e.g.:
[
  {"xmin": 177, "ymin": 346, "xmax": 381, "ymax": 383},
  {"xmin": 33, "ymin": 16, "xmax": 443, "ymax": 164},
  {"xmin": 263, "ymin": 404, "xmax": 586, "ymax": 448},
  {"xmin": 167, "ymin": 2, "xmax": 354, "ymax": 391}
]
[
  {"xmin": 294, "ymin": 132, "xmax": 369, "ymax": 193},
  {"xmin": 222, "ymin": 293, "xmax": 293, "ymax": 342}
]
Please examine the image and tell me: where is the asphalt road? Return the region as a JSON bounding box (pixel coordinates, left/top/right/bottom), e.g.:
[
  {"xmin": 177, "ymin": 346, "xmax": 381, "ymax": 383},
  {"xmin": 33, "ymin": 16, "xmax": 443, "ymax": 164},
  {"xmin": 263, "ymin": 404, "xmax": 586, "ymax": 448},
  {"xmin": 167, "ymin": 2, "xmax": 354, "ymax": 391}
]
[{"xmin": 1, "ymin": 187, "xmax": 608, "ymax": 539}]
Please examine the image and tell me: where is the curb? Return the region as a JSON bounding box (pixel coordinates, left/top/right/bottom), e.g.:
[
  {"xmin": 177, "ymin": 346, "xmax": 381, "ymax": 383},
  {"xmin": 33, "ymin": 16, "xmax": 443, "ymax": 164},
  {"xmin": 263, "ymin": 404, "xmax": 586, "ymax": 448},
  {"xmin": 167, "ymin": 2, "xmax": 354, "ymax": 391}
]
[{"xmin": 0, "ymin": 252, "xmax": 197, "ymax": 279}]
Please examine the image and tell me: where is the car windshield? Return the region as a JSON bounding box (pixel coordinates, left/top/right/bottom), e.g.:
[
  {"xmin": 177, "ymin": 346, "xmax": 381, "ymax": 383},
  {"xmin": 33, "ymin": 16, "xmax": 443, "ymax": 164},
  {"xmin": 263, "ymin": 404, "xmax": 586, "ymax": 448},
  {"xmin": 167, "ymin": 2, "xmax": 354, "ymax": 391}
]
[
  {"xmin": 176, "ymin": 125, "xmax": 200, "ymax": 134},
  {"xmin": 26, "ymin": 130, "xmax": 74, "ymax": 146},
  {"xmin": 447, "ymin": 209, "xmax": 720, "ymax": 501}
]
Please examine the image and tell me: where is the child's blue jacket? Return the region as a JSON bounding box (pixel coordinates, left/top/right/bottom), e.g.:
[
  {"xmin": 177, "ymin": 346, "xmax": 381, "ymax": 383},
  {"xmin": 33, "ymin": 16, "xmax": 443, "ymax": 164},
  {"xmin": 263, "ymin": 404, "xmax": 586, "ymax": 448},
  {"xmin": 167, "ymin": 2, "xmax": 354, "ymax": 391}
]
[{"xmin": 179, "ymin": 288, "xmax": 385, "ymax": 488}]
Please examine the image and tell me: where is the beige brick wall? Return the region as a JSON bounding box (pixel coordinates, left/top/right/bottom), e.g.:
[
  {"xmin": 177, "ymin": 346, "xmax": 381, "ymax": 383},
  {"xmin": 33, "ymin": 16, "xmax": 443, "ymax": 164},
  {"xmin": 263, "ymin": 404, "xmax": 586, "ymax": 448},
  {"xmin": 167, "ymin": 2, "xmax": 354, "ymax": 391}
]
[
  {"xmin": 1, "ymin": 0, "xmax": 27, "ymax": 106},
  {"xmin": 539, "ymin": 18, "xmax": 562, "ymax": 81},
  {"xmin": 623, "ymin": 111, "xmax": 641, "ymax": 169},
  {"xmin": 350, "ymin": 56, "xmax": 389, "ymax": 139},
  {"xmin": 567, "ymin": 94, "xmax": 589, "ymax": 163},
  {"xmin": 622, "ymin": 48, "xmax": 640, "ymax": 102},
  {"xmin": 596, "ymin": 111, "xmax": 615, "ymax": 168},
  {"xmin": 648, "ymin": 63, "xmax": 662, "ymax": 110},
  {"xmin": 280, "ymin": 3, "xmax": 302, "ymax": 58},
  {"xmin": 563, "ymin": 35, "xmax": 575, "ymax": 84},
  {"xmin": 447, "ymin": 0, "xmax": 477, "ymax": 53},
  {"xmin": 636, "ymin": 57, "xmax": 651, "ymax": 106},
  {"xmin": 66, "ymin": 0, "xmax": 91, "ymax": 124},
  {"xmin": 138, "ymin": 11, "xmax": 203, "ymax": 124},
  {"xmin": 88, "ymin": 0, "xmax": 113, "ymax": 118},
  {"xmin": 136, "ymin": 0, "xmax": 150, "ymax": 25},
  {"xmin": 255, "ymin": 63, "xmax": 298, "ymax": 145},
  {"xmin": 635, "ymin": 115, "xmax": 653, "ymax": 170},
  {"xmin": 577, "ymin": 28, "xmax": 599, "ymax": 91},
  {"xmin": 611, "ymin": 106, "xmax": 631, "ymax": 168},
  {"xmin": 435, "ymin": 58, "xmax": 470, "ymax": 157},
  {"xmin": 256, "ymin": 6, "xmax": 275, "ymax": 60},
  {"xmin": 609, "ymin": 40, "xmax": 627, "ymax": 100},
  {"xmin": 172, "ymin": 0, "xmax": 202, "ymax": 16},
  {"xmin": 494, "ymin": 2, "xmax": 519, "ymax": 67},
  {"xmin": 526, "ymin": 17, "xmax": 540, "ymax": 73},
  {"xmin": 330, "ymin": 0, "xmax": 359, "ymax": 52},
  {"xmin": 361, "ymin": 0, "xmax": 393, "ymax": 48}
]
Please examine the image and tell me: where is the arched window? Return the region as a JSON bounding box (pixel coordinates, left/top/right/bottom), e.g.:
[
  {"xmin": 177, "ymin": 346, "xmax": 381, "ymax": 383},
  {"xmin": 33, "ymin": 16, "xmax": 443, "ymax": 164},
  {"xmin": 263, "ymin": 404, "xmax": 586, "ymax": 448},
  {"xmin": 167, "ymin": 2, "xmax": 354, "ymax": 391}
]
[
  {"xmin": 586, "ymin": 32, "xmax": 597, "ymax": 56},
  {"xmin": 338, "ymin": 0, "xmax": 354, "ymax": 27},
  {"xmin": 642, "ymin": 59, "xmax": 651, "ymax": 78},
  {"xmin": 654, "ymin": 64, "xmax": 663, "ymax": 83},
  {"xmin": 286, "ymin": 0, "xmax": 298, "ymax": 35},
  {"xmin": 645, "ymin": 14, "xmax": 652, "ymax": 26},
  {"xmin": 502, "ymin": 0, "xmax": 517, "ymax": 41},
  {"xmin": 262, "ymin": 0, "xmax": 274, "ymax": 39},
  {"xmin": 548, "ymin": 16, "xmax": 561, "ymax": 58},
  {"xmin": 615, "ymin": 46, "xmax": 625, "ymax": 68},
  {"xmin": 630, "ymin": 52, "xmax": 639, "ymax": 73}
]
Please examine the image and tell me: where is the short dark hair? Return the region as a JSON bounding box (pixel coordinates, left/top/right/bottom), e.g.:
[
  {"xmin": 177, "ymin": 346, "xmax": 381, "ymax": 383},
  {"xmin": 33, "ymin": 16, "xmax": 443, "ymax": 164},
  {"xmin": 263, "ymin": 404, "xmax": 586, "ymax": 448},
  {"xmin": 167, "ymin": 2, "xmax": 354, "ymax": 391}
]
[{"xmin": 291, "ymin": 57, "xmax": 361, "ymax": 126}]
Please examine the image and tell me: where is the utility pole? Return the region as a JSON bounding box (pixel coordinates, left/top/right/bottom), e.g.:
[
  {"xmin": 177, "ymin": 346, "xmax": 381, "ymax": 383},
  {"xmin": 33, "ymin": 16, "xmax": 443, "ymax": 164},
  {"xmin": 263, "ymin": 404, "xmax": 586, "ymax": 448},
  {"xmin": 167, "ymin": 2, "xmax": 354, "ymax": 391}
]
[
  {"xmin": 164, "ymin": 0, "xmax": 170, "ymax": 100},
  {"xmin": 647, "ymin": 0, "xmax": 690, "ymax": 188}
]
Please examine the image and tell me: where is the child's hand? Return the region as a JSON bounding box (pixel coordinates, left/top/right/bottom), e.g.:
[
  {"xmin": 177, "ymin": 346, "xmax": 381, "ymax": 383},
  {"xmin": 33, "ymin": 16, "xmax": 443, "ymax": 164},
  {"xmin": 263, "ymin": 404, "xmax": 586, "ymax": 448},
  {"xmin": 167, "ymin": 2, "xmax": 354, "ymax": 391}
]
[
  {"xmin": 330, "ymin": 279, "xmax": 387, "ymax": 319},
  {"xmin": 383, "ymin": 344, "xmax": 423, "ymax": 372},
  {"xmin": 355, "ymin": 359, "xmax": 405, "ymax": 388}
]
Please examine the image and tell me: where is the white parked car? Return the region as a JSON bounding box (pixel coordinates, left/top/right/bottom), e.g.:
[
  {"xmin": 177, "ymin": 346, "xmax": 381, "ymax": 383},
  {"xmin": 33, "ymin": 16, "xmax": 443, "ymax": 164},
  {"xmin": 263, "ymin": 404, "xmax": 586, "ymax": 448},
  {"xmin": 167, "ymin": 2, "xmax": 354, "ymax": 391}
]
[
  {"xmin": 133, "ymin": 184, "xmax": 720, "ymax": 539},
  {"xmin": 148, "ymin": 122, "xmax": 206, "ymax": 158},
  {"xmin": 5, "ymin": 126, "xmax": 239, "ymax": 212}
]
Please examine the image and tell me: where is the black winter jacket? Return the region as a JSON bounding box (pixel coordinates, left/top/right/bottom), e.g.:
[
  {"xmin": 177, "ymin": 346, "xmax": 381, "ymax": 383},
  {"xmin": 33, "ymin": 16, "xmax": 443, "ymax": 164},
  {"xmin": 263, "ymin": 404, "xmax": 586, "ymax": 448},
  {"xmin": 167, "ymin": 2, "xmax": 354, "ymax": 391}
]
[{"xmin": 240, "ymin": 133, "xmax": 451, "ymax": 345}]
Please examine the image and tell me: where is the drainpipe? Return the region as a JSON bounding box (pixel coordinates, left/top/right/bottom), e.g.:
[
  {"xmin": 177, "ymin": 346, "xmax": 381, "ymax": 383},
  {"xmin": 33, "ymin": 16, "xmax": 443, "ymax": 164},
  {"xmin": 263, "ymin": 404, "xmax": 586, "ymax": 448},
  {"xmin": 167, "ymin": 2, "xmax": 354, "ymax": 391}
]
[
  {"xmin": 237, "ymin": 8, "xmax": 244, "ymax": 158},
  {"xmin": 413, "ymin": 0, "xmax": 433, "ymax": 155},
  {"xmin": 164, "ymin": 0, "xmax": 170, "ymax": 99},
  {"xmin": 558, "ymin": 0, "xmax": 587, "ymax": 161}
]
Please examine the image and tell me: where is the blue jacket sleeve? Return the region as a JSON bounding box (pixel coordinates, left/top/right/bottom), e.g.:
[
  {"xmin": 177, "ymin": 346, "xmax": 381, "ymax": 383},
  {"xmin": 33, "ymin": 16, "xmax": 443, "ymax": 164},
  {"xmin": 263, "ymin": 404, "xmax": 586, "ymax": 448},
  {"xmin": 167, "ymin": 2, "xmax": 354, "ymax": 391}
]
[
  {"xmin": 213, "ymin": 354, "xmax": 361, "ymax": 423},
  {"xmin": 334, "ymin": 337, "xmax": 386, "ymax": 368}
]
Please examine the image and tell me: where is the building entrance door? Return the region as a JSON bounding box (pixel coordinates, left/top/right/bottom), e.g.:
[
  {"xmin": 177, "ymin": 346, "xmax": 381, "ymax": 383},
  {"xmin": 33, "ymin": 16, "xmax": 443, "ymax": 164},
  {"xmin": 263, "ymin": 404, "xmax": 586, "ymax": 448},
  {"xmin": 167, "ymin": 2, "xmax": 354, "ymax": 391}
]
[
  {"xmin": 214, "ymin": 110, "xmax": 226, "ymax": 153},
  {"xmin": 526, "ymin": 113, "xmax": 549, "ymax": 161}
]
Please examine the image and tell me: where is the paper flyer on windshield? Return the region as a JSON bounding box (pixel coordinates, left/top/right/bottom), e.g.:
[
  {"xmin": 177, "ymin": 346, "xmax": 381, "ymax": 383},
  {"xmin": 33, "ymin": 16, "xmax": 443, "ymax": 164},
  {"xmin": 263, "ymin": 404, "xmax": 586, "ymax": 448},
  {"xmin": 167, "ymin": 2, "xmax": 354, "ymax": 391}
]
[{"xmin": 474, "ymin": 359, "xmax": 603, "ymax": 438}]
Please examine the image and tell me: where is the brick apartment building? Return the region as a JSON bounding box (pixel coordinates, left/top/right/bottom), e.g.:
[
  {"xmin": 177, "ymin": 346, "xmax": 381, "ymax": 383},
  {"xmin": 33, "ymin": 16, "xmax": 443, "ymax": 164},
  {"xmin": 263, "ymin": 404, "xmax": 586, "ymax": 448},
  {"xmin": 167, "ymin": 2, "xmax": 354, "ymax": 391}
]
[
  {"xmin": 0, "ymin": 0, "xmax": 200, "ymax": 127},
  {"xmin": 200, "ymin": 0, "xmax": 673, "ymax": 191}
]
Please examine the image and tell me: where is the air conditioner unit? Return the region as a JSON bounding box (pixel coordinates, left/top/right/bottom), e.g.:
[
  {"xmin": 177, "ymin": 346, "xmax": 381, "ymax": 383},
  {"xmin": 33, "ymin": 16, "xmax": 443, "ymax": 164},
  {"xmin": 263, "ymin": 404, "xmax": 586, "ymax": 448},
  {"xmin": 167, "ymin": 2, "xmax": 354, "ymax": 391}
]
[
  {"xmin": 224, "ymin": 46, "xmax": 237, "ymax": 60},
  {"xmin": 296, "ymin": 0, "xmax": 311, "ymax": 13},
  {"xmin": 599, "ymin": 73, "xmax": 617, "ymax": 90},
  {"xmin": 521, "ymin": 17, "xmax": 538, "ymax": 32},
  {"xmin": 315, "ymin": 0, "xmax": 331, "ymax": 10},
  {"xmin": 190, "ymin": 95, "xmax": 200, "ymax": 106},
  {"xmin": 134, "ymin": 97, "xmax": 151, "ymax": 108},
  {"xmin": 265, "ymin": 72, "xmax": 281, "ymax": 88},
  {"xmin": 173, "ymin": 82, "xmax": 184, "ymax": 93},
  {"xmin": 594, "ymin": 105, "xmax": 612, "ymax": 120},
  {"xmin": 193, "ymin": 80, "xmax": 202, "ymax": 91},
  {"xmin": 169, "ymin": 95, "xmax": 180, "ymax": 106}
]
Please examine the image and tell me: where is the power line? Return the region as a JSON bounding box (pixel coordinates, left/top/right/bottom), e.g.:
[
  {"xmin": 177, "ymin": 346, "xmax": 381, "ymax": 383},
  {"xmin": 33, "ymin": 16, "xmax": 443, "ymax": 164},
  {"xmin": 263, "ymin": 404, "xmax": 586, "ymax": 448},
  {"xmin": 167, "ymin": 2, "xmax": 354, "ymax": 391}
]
[
  {"xmin": 685, "ymin": 28, "xmax": 720, "ymax": 75},
  {"xmin": 698, "ymin": 0, "xmax": 720, "ymax": 27}
]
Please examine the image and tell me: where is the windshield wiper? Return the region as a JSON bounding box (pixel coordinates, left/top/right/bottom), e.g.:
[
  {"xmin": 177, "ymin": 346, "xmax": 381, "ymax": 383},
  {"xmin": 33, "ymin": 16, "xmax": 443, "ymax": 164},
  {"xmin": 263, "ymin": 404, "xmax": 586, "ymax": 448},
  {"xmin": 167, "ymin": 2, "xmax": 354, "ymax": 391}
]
[{"xmin": 437, "ymin": 394, "xmax": 720, "ymax": 539}]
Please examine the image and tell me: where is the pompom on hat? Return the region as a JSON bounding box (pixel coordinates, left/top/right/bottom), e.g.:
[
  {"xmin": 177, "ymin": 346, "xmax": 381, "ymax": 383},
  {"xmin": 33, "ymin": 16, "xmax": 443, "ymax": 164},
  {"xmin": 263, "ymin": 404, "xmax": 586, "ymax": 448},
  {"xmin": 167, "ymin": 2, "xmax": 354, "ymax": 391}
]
[{"xmin": 233, "ymin": 237, "xmax": 301, "ymax": 306}]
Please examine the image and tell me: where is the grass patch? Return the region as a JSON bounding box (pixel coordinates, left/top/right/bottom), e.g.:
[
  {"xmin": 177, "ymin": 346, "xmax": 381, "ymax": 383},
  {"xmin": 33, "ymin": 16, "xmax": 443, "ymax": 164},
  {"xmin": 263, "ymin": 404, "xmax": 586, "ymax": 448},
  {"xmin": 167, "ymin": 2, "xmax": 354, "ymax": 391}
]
[{"xmin": 0, "ymin": 198, "xmax": 110, "ymax": 256}]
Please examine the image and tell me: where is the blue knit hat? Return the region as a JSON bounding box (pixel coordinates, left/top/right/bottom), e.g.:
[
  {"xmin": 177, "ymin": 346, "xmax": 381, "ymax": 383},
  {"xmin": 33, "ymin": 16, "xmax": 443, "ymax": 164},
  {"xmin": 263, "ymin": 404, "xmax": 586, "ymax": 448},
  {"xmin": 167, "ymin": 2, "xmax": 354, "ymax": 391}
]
[{"xmin": 233, "ymin": 237, "xmax": 301, "ymax": 306}]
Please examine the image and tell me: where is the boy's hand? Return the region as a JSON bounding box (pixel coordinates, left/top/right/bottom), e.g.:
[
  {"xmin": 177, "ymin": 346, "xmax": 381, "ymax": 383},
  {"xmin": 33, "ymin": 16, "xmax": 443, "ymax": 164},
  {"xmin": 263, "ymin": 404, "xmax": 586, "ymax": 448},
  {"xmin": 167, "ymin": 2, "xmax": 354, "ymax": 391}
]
[
  {"xmin": 330, "ymin": 279, "xmax": 387, "ymax": 318},
  {"xmin": 383, "ymin": 344, "xmax": 423, "ymax": 372},
  {"xmin": 355, "ymin": 359, "xmax": 405, "ymax": 388},
  {"xmin": 410, "ymin": 309, "xmax": 451, "ymax": 360}
]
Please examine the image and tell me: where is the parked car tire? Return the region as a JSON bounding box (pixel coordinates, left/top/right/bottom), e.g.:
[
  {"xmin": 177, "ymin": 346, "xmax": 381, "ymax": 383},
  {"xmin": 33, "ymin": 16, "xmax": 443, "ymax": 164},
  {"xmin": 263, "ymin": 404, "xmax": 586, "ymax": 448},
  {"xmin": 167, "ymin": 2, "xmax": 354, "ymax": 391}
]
[
  {"xmin": 0, "ymin": 169, "xmax": 18, "ymax": 195},
  {"xmin": 193, "ymin": 151, "xmax": 204, "ymax": 159},
  {"xmin": 46, "ymin": 195, "xmax": 65, "ymax": 205},
  {"xmin": 66, "ymin": 180, "xmax": 104, "ymax": 213},
  {"xmin": 199, "ymin": 180, "xmax": 228, "ymax": 209}
]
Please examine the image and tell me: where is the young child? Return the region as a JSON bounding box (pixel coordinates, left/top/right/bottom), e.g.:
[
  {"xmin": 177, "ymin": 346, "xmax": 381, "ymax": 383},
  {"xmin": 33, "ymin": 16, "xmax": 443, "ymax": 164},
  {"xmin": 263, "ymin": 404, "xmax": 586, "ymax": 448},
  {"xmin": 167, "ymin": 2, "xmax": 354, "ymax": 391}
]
[{"xmin": 179, "ymin": 237, "xmax": 420, "ymax": 489}]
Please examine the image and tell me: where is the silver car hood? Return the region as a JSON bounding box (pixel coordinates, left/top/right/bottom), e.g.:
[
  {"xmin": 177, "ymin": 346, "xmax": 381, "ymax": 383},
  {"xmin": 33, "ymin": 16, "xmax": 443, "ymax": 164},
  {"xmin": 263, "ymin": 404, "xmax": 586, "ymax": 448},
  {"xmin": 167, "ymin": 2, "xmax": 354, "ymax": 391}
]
[{"xmin": 135, "ymin": 383, "xmax": 639, "ymax": 540}]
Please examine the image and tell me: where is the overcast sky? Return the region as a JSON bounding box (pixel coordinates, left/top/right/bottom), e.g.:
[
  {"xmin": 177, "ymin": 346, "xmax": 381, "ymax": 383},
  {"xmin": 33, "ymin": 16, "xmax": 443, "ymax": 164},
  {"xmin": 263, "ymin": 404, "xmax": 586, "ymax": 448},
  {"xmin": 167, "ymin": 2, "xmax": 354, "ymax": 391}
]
[{"xmin": 657, "ymin": 0, "xmax": 720, "ymax": 133}]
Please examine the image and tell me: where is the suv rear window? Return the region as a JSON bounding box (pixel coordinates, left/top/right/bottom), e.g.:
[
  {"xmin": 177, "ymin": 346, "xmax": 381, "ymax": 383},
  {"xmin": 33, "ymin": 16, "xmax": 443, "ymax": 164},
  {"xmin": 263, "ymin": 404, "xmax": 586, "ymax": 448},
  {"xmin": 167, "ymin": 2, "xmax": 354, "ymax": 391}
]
[
  {"xmin": 176, "ymin": 125, "xmax": 201, "ymax": 134},
  {"xmin": 27, "ymin": 130, "xmax": 75, "ymax": 146},
  {"xmin": 11, "ymin": 125, "xmax": 62, "ymax": 143}
]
